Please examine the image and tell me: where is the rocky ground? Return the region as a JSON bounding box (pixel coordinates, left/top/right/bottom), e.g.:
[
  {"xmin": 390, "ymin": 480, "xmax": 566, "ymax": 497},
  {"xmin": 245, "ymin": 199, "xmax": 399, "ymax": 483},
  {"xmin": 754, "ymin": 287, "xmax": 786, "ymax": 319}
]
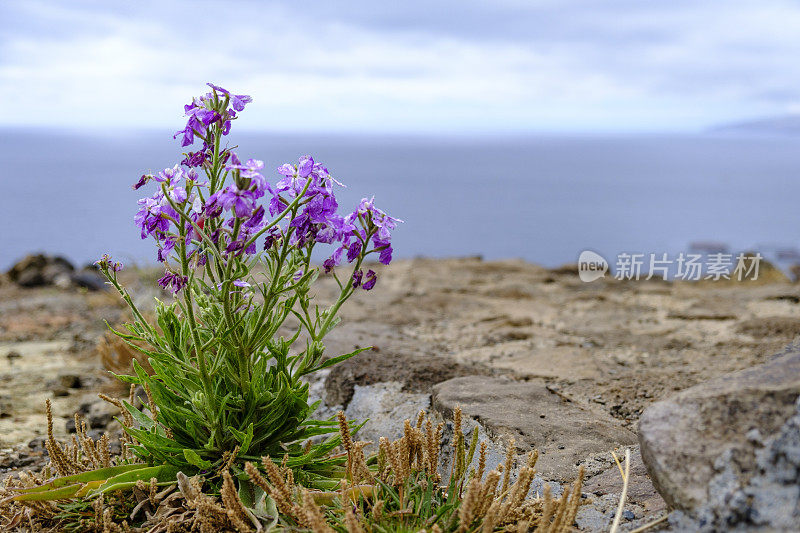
[{"xmin": 2, "ymin": 256, "xmax": 800, "ymax": 531}]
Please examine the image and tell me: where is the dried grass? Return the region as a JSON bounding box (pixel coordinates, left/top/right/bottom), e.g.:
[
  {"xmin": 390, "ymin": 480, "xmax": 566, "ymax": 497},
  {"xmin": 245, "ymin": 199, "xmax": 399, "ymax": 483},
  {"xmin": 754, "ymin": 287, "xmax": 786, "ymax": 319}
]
[
  {"xmin": 96, "ymin": 330, "xmax": 153, "ymax": 376},
  {"xmin": 1, "ymin": 402, "xmax": 586, "ymax": 532}
]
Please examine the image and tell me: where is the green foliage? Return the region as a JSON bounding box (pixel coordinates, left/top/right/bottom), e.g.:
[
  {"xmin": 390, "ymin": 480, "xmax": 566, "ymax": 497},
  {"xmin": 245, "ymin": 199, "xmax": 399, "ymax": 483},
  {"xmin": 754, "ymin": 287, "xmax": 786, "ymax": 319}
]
[{"xmin": 108, "ymin": 281, "xmax": 367, "ymax": 474}]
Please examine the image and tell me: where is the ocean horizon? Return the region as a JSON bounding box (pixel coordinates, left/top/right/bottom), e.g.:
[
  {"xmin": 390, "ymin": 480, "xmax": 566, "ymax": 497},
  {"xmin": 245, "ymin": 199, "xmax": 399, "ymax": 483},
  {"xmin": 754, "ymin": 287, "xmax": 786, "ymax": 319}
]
[{"xmin": 3, "ymin": 128, "xmax": 800, "ymax": 273}]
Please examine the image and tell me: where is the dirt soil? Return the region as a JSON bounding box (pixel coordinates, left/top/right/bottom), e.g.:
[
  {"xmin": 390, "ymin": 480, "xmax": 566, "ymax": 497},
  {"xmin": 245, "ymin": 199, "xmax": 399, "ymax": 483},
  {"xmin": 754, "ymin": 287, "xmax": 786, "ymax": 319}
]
[{"xmin": 324, "ymin": 257, "xmax": 800, "ymax": 427}]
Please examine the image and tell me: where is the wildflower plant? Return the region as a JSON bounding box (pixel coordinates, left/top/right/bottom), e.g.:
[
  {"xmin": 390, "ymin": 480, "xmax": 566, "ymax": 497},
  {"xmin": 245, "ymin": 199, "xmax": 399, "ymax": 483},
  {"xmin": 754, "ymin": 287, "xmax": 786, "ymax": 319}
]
[{"xmin": 94, "ymin": 83, "xmax": 401, "ymax": 478}]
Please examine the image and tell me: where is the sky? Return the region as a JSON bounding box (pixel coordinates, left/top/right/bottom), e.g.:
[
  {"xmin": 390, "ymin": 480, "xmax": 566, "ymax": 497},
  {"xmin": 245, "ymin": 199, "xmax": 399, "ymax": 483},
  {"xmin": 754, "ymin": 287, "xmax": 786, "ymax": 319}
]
[{"xmin": 1, "ymin": 0, "xmax": 800, "ymax": 133}]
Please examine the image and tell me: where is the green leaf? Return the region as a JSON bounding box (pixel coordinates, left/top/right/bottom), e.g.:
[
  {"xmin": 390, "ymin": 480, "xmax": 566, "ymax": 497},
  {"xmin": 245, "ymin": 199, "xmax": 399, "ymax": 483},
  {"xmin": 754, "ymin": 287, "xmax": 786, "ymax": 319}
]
[
  {"xmin": 229, "ymin": 423, "xmax": 255, "ymax": 455},
  {"xmin": 298, "ymin": 346, "xmax": 371, "ymax": 376},
  {"xmin": 8, "ymin": 464, "xmax": 145, "ymax": 495},
  {"xmin": 183, "ymin": 448, "xmax": 212, "ymax": 469},
  {"xmin": 123, "ymin": 401, "xmax": 154, "ymax": 431},
  {"xmin": 87, "ymin": 465, "xmax": 181, "ymax": 497},
  {"xmin": 8, "ymin": 483, "xmax": 83, "ymax": 502}
]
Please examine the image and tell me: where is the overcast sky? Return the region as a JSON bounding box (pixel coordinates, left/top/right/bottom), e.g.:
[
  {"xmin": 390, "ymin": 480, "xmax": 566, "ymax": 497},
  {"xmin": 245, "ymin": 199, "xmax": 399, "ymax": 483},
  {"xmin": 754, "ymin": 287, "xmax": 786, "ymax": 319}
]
[{"xmin": 2, "ymin": 0, "xmax": 800, "ymax": 133}]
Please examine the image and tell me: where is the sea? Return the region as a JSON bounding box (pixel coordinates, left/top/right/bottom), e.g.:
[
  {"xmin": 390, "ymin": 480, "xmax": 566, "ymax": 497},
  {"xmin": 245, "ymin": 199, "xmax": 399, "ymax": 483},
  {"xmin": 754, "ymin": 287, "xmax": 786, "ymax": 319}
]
[{"xmin": 2, "ymin": 129, "xmax": 800, "ymax": 274}]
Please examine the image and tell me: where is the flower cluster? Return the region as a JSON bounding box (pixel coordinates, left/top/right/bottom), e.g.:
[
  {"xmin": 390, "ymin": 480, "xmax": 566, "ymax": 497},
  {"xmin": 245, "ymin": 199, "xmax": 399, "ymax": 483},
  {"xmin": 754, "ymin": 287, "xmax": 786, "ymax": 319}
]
[
  {"xmin": 174, "ymin": 83, "xmax": 251, "ymax": 149},
  {"xmin": 130, "ymin": 84, "xmax": 400, "ymax": 294},
  {"xmin": 94, "ymin": 253, "xmax": 123, "ymax": 272}
]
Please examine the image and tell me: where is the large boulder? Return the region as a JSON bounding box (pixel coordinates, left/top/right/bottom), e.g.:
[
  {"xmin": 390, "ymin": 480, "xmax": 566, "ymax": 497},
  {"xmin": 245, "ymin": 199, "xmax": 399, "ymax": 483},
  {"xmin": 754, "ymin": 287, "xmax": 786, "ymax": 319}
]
[
  {"xmin": 5, "ymin": 254, "xmax": 107, "ymax": 290},
  {"xmin": 638, "ymin": 344, "xmax": 800, "ymax": 527},
  {"xmin": 7, "ymin": 254, "xmax": 74, "ymax": 287},
  {"xmin": 431, "ymin": 375, "xmax": 637, "ymax": 481}
]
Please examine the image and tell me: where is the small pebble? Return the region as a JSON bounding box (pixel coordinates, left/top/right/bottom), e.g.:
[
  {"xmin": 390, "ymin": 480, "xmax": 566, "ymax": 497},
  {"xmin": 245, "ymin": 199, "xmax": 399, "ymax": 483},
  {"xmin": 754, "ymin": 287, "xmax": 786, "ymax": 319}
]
[{"xmin": 622, "ymin": 510, "xmax": 635, "ymax": 520}]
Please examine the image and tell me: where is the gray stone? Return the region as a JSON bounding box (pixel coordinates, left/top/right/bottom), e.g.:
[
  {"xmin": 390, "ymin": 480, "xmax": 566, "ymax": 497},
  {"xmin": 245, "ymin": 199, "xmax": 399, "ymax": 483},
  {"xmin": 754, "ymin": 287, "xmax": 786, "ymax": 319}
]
[
  {"xmin": 431, "ymin": 376, "xmax": 637, "ymax": 481},
  {"xmin": 344, "ymin": 382, "xmax": 430, "ymax": 448},
  {"xmin": 665, "ymin": 399, "xmax": 800, "ymax": 531},
  {"xmin": 582, "ymin": 446, "xmax": 666, "ymax": 514},
  {"xmin": 638, "ymin": 346, "xmax": 800, "ymax": 513},
  {"xmin": 78, "ymin": 398, "xmax": 118, "ymax": 430},
  {"xmin": 575, "ymin": 507, "xmax": 610, "ymax": 531},
  {"xmin": 54, "ymin": 373, "xmax": 82, "ymax": 389}
]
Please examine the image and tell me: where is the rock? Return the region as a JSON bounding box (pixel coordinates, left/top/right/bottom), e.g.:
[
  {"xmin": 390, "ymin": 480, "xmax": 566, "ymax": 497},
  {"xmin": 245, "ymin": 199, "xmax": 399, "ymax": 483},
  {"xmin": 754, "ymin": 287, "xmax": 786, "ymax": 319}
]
[
  {"xmin": 344, "ymin": 382, "xmax": 430, "ymax": 448},
  {"xmin": 78, "ymin": 398, "xmax": 118, "ymax": 430},
  {"xmin": 575, "ymin": 507, "xmax": 610, "ymax": 531},
  {"xmin": 431, "ymin": 376, "xmax": 637, "ymax": 481},
  {"xmin": 6, "ymin": 254, "xmax": 74, "ymax": 287},
  {"xmin": 582, "ymin": 446, "xmax": 666, "ymax": 514},
  {"xmin": 52, "ymin": 373, "xmax": 82, "ymax": 389},
  {"xmin": 666, "ymin": 398, "xmax": 800, "ymax": 531},
  {"xmin": 28, "ymin": 436, "xmax": 46, "ymax": 452},
  {"xmin": 15, "ymin": 268, "xmax": 46, "ymax": 287},
  {"xmin": 638, "ymin": 345, "xmax": 800, "ymax": 515},
  {"xmin": 0, "ymin": 449, "xmax": 36, "ymax": 469},
  {"xmin": 53, "ymin": 273, "xmax": 74, "ymax": 289},
  {"xmin": 324, "ymin": 350, "xmax": 487, "ymax": 407}
]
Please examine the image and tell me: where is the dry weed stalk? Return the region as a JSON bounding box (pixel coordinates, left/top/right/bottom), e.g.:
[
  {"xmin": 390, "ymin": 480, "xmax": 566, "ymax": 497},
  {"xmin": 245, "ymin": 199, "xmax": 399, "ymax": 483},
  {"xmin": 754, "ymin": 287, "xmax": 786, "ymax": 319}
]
[
  {"xmin": 334, "ymin": 409, "xmax": 585, "ymax": 533},
  {"xmin": 96, "ymin": 330, "xmax": 153, "ymax": 376}
]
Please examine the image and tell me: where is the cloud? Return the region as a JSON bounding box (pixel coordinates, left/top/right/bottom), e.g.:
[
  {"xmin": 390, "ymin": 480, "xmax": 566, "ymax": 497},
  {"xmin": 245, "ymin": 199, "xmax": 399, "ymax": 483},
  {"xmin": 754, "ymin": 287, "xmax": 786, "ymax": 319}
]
[{"xmin": 1, "ymin": 0, "xmax": 799, "ymax": 132}]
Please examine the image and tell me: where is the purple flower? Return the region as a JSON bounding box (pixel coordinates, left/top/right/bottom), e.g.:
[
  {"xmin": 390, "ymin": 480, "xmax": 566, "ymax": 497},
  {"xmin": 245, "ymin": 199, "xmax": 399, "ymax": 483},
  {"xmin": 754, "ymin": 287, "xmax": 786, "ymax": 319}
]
[
  {"xmin": 263, "ymin": 226, "xmax": 281, "ymax": 251},
  {"xmin": 244, "ymin": 205, "xmax": 265, "ymax": 229},
  {"xmin": 218, "ymin": 185, "xmax": 256, "ymax": 217},
  {"xmin": 155, "ymin": 165, "xmax": 182, "ymax": 185},
  {"xmin": 347, "ymin": 241, "xmax": 362, "ymax": 263},
  {"xmin": 215, "ymin": 279, "xmax": 252, "ymax": 295},
  {"xmin": 206, "ymin": 83, "xmax": 229, "ymax": 95},
  {"xmin": 135, "ymin": 194, "xmax": 174, "ymax": 239},
  {"xmin": 230, "ymin": 94, "xmax": 252, "ymax": 112},
  {"xmin": 225, "ymin": 236, "xmax": 256, "ymax": 257},
  {"xmin": 156, "ymin": 236, "xmax": 177, "ymax": 262},
  {"xmin": 174, "ymin": 114, "xmax": 204, "ymax": 147},
  {"xmin": 352, "ymin": 270, "xmax": 363, "ymax": 288},
  {"xmin": 268, "ymin": 194, "xmax": 288, "ymax": 217},
  {"xmin": 204, "ymin": 191, "xmax": 224, "ymax": 218},
  {"xmin": 378, "ymin": 244, "xmax": 393, "ymax": 265},
  {"xmin": 298, "ymin": 155, "xmax": 314, "ymax": 178},
  {"xmin": 158, "ymin": 271, "xmax": 188, "ymax": 294},
  {"xmin": 95, "ymin": 254, "xmax": 123, "ymax": 272},
  {"xmin": 275, "ymin": 155, "xmax": 343, "ymax": 198},
  {"xmin": 362, "ymin": 269, "xmax": 377, "ymax": 290},
  {"xmin": 206, "ymin": 83, "xmax": 252, "ymax": 112},
  {"xmin": 181, "ymin": 150, "xmax": 206, "ymax": 168},
  {"xmin": 169, "ymin": 186, "xmax": 187, "ymax": 204},
  {"xmin": 277, "ymin": 163, "xmax": 294, "ymax": 177},
  {"xmin": 358, "ymin": 197, "xmax": 402, "ymax": 242},
  {"xmin": 323, "ymin": 257, "xmax": 336, "ymax": 273},
  {"xmin": 227, "ymin": 156, "xmax": 269, "ymax": 195},
  {"xmin": 132, "ymin": 174, "xmax": 150, "ymax": 190},
  {"xmin": 196, "ymin": 109, "xmax": 220, "ymax": 126}
]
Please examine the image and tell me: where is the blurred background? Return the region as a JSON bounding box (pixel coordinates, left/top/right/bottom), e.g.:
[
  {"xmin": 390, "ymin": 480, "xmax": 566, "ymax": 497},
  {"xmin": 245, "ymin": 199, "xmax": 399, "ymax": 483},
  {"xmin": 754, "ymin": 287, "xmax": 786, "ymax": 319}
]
[{"xmin": 2, "ymin": 0, "xmax": 800, "ymax": 271}]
